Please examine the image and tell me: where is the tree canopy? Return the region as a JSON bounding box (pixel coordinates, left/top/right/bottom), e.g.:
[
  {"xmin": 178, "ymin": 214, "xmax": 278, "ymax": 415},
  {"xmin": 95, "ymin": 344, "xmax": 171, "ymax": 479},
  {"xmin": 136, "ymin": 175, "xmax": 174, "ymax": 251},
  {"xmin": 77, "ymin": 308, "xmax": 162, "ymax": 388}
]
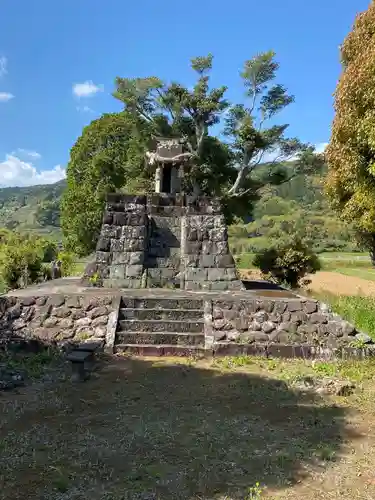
[
  {"xmin": 326, "ymin": 1, "xmax": 375, "ymax": 256},
  {"xmin": 62, "ymin": 52, "xmax": 319, "ymax": 255}
]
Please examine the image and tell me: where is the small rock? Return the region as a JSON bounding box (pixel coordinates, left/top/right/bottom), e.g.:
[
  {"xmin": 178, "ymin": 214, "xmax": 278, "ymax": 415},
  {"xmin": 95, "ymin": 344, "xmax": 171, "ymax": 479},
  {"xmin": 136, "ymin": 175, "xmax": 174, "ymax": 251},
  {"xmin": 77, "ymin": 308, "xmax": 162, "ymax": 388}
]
[
  {"xmin": 253, "ymin": 311, "xmax": 268, "ymax": 323},
  {"xmin": 227, "ymin": 330, "xmax": 241, "ymax": 341},
  {"xmin": 262, "ymin": 321, "xmax": 276, "ymax": 334},
  {"xmin": 52, "ymin": 307, "xmax": 71, "ymax": 318},
  {"xmin": 249, "ymin": 320, "xmax": 262, "ymax": 331},
  {"xmin": 35, "ymin": 296, "xmax": 47, "ymax": 306},
  {"xmin": 88, "ymin": 306, "xmax": 108, "ymax": 319},
  {"xmin": 47, "ymin": 295, "xmax": 66, "ymax": 308},
  {"xmin": 43, "ymin": 317, "xmax": 58, "ymax": 328},
  {"xmin": 91, "ymin": 316, "xmax": 108, "ymax": 327},
  {"xmin": 76, "ymin": 317, "xmax": 92, "ymax": 327},
  {"xmin": 212, "ymin": 307, "xmax": 223, "ymax": 320}
]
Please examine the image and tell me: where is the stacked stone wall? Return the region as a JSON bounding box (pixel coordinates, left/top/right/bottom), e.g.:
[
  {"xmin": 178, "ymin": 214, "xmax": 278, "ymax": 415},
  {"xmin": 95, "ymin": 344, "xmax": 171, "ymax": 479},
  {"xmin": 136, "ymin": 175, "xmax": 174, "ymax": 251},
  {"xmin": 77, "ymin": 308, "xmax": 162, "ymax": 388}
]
[
  {"xmin": 208, "ymin": 297, "xmax": 369, "ymax": 348},
  {"xmin": 0, "ymin": 295, "xmax": 118, "ymax": 349}
]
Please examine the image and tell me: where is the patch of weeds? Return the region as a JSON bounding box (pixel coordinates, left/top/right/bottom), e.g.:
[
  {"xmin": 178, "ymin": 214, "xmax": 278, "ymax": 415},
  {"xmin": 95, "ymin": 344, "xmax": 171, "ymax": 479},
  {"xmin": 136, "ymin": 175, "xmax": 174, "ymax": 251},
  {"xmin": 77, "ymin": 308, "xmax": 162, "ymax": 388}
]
[
  {"xmin": 213, "ymin": 356, "xmax": 255, "ymax": 369},
  {"xmin": 75, "ymin": 331, "xmax": 91, "ymax": 341},
  {"xmin": 245, "ymin": 482, "xmax": 264, "ymax": 499},
  {"xmin": 49, "ymin": 466, "xmax": 70, "ymax": 493},
  {"xmin": 315, "ymin": 444, "xmax": 337, "ymax": 462},
  {"xmin": 312, "ymin": 361, "xmax": 338, "ymax": 378},
  {"xmin": 349, "ymin": 338, "xmax": 368, "ymax": 349},
  {"xmin": 2, "ymin": 349, "xmax": 59, "ymax": 378}
]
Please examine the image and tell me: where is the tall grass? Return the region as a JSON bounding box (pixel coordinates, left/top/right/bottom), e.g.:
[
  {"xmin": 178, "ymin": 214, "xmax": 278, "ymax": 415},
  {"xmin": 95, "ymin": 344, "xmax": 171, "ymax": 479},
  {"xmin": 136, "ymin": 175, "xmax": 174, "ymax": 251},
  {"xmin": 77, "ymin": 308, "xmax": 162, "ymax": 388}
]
[{"xmin": 314, "ymin": 292, "xmax": 375, "ymax": 339}]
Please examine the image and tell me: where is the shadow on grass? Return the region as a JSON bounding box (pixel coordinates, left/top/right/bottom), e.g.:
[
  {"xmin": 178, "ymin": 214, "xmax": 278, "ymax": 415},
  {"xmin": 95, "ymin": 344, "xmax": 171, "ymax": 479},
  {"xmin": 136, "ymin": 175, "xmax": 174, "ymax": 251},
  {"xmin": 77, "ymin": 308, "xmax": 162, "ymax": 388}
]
[{"xmin": 0, "ymin": 354, "xmax": 360, "ymax": 499}]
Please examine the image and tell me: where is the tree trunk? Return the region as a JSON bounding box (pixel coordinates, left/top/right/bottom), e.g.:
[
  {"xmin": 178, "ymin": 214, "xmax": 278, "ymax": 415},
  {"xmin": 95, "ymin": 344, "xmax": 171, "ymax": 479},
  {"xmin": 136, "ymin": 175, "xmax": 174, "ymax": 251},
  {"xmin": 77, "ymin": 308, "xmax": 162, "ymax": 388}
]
[{"xmin": 370, "ymin": 246, "xmax": 375, "ymax": 267}]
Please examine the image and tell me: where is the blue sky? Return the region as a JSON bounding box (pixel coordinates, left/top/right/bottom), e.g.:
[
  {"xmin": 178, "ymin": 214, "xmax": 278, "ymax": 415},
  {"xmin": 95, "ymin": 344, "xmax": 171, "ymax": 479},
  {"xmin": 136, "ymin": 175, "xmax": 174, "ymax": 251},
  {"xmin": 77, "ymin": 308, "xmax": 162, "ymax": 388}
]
[{"xmin": 0, "ymin": 0, "xmax": 370, "ymax": 187}]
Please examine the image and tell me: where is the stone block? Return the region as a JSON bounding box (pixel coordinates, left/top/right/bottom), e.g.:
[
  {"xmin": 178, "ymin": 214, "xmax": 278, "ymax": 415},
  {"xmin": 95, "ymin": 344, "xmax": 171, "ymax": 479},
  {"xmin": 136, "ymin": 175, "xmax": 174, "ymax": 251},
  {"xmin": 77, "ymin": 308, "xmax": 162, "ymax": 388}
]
[
  {"xmin": 109, "ymin": 265, "xmax": 126, "ymax": 280},
  {"xmin": 123, "ymin": 238, "xmax": 146, "ymax": 252},
  {"xmin": 58, "ymin": 318, "xmax": 74, "ymax": 329},
  {"xmin": 126, "ymin": 213, "xmax": 148, "ymax": 226},
  {"xmin": 184, "ymin": 281, "xmax": 201, "ymax": 291},
  {"xmin": 207, "ymin": 268, "xmax": 226, "ymax": 281},
  {"xmin": 101, "ymin": 224, "xmax": 121, "ymax": 238},
  {"xmin": 309, "ymin": 313, "xmax": 329, "ymax": 324},
  {"xmin": 47, "ymin": 295, "xmax": 66, "ymax": 308},
  {"xmin": 185, "ymin": 268, "xmax": 208, "ymax": 281},
  {"xmin": 52, "ymin": 307, "xmax": 71, "ymax": 318},
  {"xmin": 287, "ymin": 301, "xmax": 303, "ymax": 312},
  {"xmin": 110, "ymin": 239, "xmax": 123, "ymax": 252},
  {"xmin": 262, "ymin": 321, "xmax": 276, "ymax": 333},
  {"xmin": 246, "ymin": 332, "xmax": 270, "ymax": 342},
  {"xmin": 253, "ymin": 311, "xmax": 268, "ymax": 322},
  {"xmin": 102, "ymin": 212, "xmax": 113, "ymax": 225},
  {"xmin": 209, "ymin": 227, "xmax": 228, "ymax": 242},
  {"xmin": 186, "ymin": 241, "xmax": 202, "ymax": 254},
  {"xmin": 216, "ymin": 254, "xmax": 235, "ymax": 268},
  {"xmin": 212, "ymin": 241, "xmax": 229, "ymax": 255},
  {"xmin": 200, "ymin": 255, "xmax": 216, "ymax": 268},
  {"xmin": 304, "ymin": 301, "xmax": 318, "ymax": 314},
  {"xmin": 273, "ymin": 301, "xmax": 287, "ymax": 314},
  {"xmin": 225, "ymin": 268, "xmax": 237, "ymax": 280},
  {"xmin": 128, "ymin": 252, "xmax": 144, "ymax": 265},
  {"xmin": 209, "ymin": 281, "xmax": 231, "ymax": 291},
  {"xmin": 97, "ymin": 238, "xmax": 111, "ymax": 252},
  {"xmin": 269, "ymin": 330, "xmax": 290, "ymax": 343},
  {"xmin": 112, "ymin": 252, "xmax": 128, "ymax": 265},
  {"xmin": 125, "ymin": 265, "xmax": 143, "ymax": 278},
  {"xmin": 65, "ymin": 295, "xmax": 81, "ymax": 308}
]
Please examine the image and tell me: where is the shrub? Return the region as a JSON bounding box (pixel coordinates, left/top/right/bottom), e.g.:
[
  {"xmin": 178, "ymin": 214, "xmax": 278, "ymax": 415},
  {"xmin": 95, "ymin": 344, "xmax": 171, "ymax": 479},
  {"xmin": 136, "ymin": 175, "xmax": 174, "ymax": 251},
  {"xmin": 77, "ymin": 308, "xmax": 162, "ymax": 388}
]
[
  {"xmin": 0, "ymin": 233, "xmax": 45, "ymax": 289},
  {"xmin": 57, "ymin": 251, "xmax": 77, "ymax": 277},
  {"xmin": 252, "ymin": 237, "xmax": 321, "ymax": 288}
]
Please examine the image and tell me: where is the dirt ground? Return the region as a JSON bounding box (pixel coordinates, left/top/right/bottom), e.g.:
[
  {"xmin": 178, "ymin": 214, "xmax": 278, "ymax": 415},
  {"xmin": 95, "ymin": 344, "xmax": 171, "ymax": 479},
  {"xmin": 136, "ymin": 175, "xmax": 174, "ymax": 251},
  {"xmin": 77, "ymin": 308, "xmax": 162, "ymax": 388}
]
[
  {"xmin": 240, "ymin": 270, "xmax": 375, "ymax": 297},
  {"xmin": 1, "ymin": 356, "xmax": 375, "ymax": 500}
]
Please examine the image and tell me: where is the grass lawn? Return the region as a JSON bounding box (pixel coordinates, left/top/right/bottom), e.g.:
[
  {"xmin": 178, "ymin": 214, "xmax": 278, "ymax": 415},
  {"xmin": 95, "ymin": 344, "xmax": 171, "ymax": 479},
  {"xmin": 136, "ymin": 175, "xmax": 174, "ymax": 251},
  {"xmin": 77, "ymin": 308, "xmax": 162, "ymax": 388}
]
[{"xmin": 2, "ymin": 355, "xmax": 375, "ymax": 499}]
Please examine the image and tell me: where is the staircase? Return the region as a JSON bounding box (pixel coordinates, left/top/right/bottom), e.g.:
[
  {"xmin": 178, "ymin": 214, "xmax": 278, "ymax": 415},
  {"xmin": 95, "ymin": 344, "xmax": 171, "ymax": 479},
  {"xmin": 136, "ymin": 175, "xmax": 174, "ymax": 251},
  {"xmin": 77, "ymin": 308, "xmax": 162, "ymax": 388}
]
[{"xmin": 114, "ymin": 297, "xmax": 206, "ymax": 356}]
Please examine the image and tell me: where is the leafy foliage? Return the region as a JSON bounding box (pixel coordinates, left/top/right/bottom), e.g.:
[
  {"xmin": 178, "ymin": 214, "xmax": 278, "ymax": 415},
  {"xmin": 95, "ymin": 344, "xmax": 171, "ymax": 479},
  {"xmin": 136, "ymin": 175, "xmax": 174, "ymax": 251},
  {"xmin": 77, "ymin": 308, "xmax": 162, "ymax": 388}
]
[
  {"xmin": 0, "ymin": 231, "xmax": 57, "ymax": 290},
  {"xmin": 252, "ymin": 237, "xmax": 321, "ymax": 288},
  {"xmin": 326, "ymin": 2, "xmax": 375, "ymax": 254},
  {"xmin": 60, "ymin": 111, "xmax": 152, "ymax": 255}
]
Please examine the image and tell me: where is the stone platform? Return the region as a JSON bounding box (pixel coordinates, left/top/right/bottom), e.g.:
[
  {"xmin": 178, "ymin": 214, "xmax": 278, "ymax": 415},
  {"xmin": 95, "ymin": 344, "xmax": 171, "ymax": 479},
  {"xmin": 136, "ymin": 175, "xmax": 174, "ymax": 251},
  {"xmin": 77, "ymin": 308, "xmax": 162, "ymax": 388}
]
[
  {"xmin": 2, "ymin": 278, "xmax": 373, "ymax": 360},
  {"xmin": 91, "ymin": 193, "xmax": 244, "ymax": 291}
]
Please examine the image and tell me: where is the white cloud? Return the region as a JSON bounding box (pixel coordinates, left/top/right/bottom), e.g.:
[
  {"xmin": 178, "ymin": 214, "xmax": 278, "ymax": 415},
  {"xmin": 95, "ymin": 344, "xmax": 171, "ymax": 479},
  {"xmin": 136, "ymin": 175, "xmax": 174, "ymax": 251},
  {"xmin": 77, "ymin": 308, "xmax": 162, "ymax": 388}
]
[
  {"xmin": 0, "ymin": 154, "xmax": 65, "ymax": 187},
  {"xmin": 0, "ymin": 56, "xmax": 7, "ymax": 78},
  {"xmin": 72, "ymin": 80, "xmax": 103, "ymax": 98},
  {"xmin": 314, "ymin": 142, "xmax": 328, "ymax": 154},
  {"xmin": 0, "ymin": 92, "xmax": 14, "ymax": 102},
  {"xmin": 15, "ymin": 149, "xmax": 42, "ymax": 160}
]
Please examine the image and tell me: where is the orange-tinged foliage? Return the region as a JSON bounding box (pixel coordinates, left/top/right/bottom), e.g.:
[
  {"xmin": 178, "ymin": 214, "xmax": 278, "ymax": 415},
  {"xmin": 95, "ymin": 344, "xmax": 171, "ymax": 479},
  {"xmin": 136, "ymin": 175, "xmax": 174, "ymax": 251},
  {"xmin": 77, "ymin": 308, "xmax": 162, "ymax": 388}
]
[{"xmin": 326, "ymin": 1, "xmax": 375, "ymax": 233}]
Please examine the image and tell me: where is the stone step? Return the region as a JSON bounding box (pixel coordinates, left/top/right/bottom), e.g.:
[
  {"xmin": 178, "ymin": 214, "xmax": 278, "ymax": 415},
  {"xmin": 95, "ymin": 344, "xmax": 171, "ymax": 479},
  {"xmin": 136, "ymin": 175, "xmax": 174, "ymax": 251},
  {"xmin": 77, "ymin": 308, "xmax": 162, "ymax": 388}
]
[
  {"xmin": 120, "ymin": 298, "xmax": 203, "ymax": 310},
  {"xmin": 119, "ymin": 308, "xmax": 203, "ymax": 321},
  {"xmin": 117, "ymin": 319, "xmax": 204, "ymax": 333},
  {"xmin": 116, "ymin": 332, "xmax": 205, "ymax": 346},
  {"xmin": 114, "ymin": 344, "xmax": 207, "ymax": 357}
]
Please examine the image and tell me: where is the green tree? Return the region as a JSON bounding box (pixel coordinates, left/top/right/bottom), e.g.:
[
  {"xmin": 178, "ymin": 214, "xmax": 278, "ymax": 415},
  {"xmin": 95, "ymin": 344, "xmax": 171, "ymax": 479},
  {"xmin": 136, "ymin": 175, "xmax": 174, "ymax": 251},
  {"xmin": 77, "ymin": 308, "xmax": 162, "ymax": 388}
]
[
  {"xmin": 325, "ymin": 2, "xmax": 375, "ymax": 262},
  {"xmin": 114, "ymin": 52, "xmax": 313, "ymax": 214},
  {"xmin": 0, "ymin": 232, "xmax": 49, "ymax": 289},
  {"xmin": 63, "ymin": 52, "xmax": 316, "ymax": 255},
  {"xmin": 61, "ymin": 111, "xmax": 151, "ymax": 255}
]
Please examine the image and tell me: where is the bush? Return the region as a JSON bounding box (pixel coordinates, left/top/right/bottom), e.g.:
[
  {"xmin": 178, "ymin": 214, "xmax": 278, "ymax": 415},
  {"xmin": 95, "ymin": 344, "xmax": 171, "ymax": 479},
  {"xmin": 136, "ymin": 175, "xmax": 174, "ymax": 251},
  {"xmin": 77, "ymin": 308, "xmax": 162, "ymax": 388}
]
[
  {"xmin": 0, "ymin": 233, "xmax": 45, "ymax": 289},
  {"xmin": 57, "ymin": 250, "xmax": 77, "ymax": 277},
  {"xmin": 252, "ymin": 238, "xmax": 321, "ymax": 288}
]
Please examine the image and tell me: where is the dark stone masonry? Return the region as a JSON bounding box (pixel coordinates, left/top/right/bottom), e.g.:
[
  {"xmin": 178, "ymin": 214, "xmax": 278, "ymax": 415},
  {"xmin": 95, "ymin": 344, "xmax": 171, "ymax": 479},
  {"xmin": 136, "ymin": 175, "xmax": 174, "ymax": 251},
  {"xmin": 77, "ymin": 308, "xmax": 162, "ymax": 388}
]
[
  {"xmin": 92, "ymin": 193, "xmax": 243, "ymax": 291},
  {"xmin": 1, "ymin": 284, "xmax": 374, "ymax": 360}
]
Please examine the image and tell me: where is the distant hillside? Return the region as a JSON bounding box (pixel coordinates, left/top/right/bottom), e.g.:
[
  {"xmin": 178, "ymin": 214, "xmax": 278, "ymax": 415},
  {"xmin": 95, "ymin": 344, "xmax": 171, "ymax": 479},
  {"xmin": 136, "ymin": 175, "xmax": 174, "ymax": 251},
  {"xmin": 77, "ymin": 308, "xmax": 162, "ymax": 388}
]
[
  {"xmin": 0, "ymin": 167, "xmax": 356, "ymax": 254},
  {"xmin": 0, "ymin": 180, "xmax": 66, "ymax": 236}
]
